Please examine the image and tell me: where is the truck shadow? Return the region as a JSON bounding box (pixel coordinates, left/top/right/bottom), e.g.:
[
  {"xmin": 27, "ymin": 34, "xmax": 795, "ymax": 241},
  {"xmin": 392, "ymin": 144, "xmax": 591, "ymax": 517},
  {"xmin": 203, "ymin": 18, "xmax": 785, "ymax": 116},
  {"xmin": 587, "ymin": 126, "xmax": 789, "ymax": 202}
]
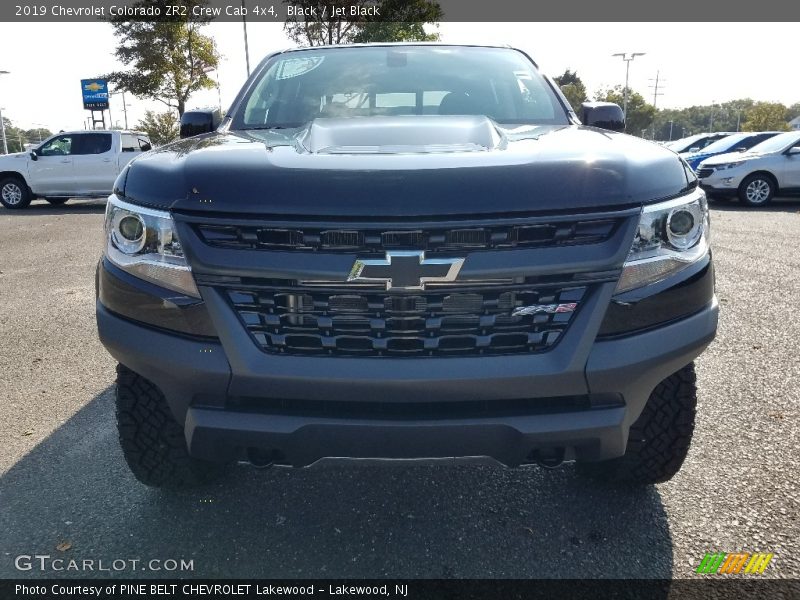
[
  {"xmin": 708, "ymin": 196, "xmax": 800, "ymax": 213},
  {"xmin": 1, "ymin": 198, "xmax": 107, "ymax": 216},
  {"xmin": 1, "ymin": 387, "xmax": 673, "ymax": 584}
]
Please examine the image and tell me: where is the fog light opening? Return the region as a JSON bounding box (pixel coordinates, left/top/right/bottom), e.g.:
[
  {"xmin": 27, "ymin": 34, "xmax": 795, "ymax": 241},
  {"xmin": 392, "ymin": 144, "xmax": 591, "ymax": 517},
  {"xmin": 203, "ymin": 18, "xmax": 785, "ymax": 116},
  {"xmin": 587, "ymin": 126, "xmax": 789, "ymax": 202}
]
[
  {"xmin": 529, "ymin": 447, "xmax": 565, "ymax": 469},
  {"xmin": 246, "ymin": 448, "xmax": 286, "ymax": 468}
]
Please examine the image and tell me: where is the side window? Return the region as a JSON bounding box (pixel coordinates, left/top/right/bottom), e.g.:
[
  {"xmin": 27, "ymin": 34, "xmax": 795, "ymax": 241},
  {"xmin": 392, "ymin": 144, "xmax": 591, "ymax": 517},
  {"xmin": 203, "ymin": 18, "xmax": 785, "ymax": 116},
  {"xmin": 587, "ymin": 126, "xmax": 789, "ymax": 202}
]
[
  {"xmin": 738, "ymin": 134, "xmax": 769, "ymax": 151},
  {"xmin": 39, "ymin": 135, "xmax": 73, "ymax": 156},
  {"xmin": 121, "ymin": 134, "xmax": 138, "ymax": 152},
  {"xmin": 73, "ymin": 133, "xmax": 112, "ymax": 155}
]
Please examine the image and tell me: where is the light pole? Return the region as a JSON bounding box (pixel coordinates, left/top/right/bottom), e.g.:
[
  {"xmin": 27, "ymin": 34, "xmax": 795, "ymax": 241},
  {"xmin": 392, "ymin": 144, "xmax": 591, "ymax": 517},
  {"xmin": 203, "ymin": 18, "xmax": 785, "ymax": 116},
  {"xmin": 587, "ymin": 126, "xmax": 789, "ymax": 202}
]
[
  {"xmin": 668, "ymin": 120, "xmax": 674, "ymax": 141},
  {"xmin": 0, "ymin": 70, "xmax": 9, "ymax": 155},
  {"xmin": 611, "ymin": 53, "xmax": 645, "ymax": 130}
]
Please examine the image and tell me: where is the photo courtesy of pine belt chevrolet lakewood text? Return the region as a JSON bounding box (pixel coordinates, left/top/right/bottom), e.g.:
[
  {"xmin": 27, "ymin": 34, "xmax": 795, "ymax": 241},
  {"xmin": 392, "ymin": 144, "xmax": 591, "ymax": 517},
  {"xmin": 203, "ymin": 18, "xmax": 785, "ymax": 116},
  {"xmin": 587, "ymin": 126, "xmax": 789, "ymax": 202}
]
[{"xmin": 94, "ymin": 44, "xmax": 718, "ymax": 488}]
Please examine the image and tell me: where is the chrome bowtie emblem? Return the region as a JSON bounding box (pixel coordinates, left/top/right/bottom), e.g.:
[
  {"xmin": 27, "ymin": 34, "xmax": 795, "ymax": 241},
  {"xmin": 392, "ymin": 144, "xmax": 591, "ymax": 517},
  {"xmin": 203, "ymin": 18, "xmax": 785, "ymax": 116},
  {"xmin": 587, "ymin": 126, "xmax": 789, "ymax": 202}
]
[{"xmin": 348, "ymin": 251, "xmax": 465, "ymax": 290}]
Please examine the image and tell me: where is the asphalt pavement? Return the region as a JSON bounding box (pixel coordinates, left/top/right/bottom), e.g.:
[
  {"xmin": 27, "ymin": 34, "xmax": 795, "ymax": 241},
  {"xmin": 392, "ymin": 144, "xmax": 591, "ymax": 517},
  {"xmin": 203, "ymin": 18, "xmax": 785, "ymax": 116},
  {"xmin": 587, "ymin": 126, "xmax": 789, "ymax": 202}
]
[{"xmin": 0, "ymin": 197, "xmax": 798, "ymax": 579}]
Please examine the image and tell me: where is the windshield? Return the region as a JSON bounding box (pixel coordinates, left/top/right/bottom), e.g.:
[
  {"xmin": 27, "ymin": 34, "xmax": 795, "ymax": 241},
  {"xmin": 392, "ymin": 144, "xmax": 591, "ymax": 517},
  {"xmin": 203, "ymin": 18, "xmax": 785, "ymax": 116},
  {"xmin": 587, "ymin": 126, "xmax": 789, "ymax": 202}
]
[
  {"xmin": 231, "ymin": 46, "xmax": 569, "ymax": 130},
  {"xmin": 667, "ymin": 135, "xmax": 704, "ymax": 152},
  {"xmin": 699, "ymin": 133, "xmax": 748, "ymax": 154},
  {"xmin": 748, "ymin": 131, "xmax": 800, "ymax": 154}
]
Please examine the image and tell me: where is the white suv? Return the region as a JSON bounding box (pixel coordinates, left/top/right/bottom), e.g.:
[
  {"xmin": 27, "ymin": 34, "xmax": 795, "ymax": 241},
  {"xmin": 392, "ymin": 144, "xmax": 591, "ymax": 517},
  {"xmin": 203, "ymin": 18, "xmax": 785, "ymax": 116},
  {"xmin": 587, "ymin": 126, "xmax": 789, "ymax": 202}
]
[{"xmin": 696, "ymin": 131, "xmax": 800, "ymax": 206}]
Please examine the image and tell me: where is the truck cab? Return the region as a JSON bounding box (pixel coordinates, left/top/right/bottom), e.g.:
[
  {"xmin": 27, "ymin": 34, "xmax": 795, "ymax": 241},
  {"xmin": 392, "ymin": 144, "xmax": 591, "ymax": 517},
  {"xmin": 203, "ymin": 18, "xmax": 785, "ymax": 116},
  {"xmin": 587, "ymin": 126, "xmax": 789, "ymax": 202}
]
[{"xmin": 0, "ymin": 129, "xmax": 152, "ymax": 209}]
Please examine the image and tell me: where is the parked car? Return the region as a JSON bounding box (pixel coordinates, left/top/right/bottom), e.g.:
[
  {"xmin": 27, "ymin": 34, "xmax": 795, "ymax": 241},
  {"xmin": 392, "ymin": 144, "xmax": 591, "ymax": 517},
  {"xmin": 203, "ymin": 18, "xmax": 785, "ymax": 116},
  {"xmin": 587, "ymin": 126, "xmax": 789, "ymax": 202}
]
[
  {"xmin": 0, "ymin": 130, "xmax": 151, "ymax": 209},
  {"xmin": 665, "ymin": 132, "xmax": 733, "ymax": 154},
  {"xmin": 697, "ymin": 131, "xmax": 800, "ymax": 206},
  {"xmin": 683, "ymin": 132, "xmax": 781, "ymax": 170},
  {"xmin": 96, "ymin": 43, "xmax": 717, "ymax": 488}
]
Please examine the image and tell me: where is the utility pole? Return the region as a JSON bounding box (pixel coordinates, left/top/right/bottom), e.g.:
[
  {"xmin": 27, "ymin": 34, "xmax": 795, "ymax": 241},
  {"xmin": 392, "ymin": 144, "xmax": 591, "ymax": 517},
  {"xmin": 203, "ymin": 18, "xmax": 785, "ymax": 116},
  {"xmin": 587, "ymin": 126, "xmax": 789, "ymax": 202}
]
[
  {"xmin": 612, "ymin": 52, "xmax": 646, "ymax": 132},
  {"xmin": 649, "ymin": 71, "xmax": 665, "ymax": 109},
  {"xmin": 0, "ymin": 70, "xmax": 10, "ymax": 155},
  {"xmin": 709, "ymin": 100, "xmax": 716, "ymax": 132},
  {"xmin": 648, "ymin": 70, "xmax": 665, "ymax": 140},
  {"xmin": 668, "ymin": 120, "xmax": 674, "ymax": 141}
]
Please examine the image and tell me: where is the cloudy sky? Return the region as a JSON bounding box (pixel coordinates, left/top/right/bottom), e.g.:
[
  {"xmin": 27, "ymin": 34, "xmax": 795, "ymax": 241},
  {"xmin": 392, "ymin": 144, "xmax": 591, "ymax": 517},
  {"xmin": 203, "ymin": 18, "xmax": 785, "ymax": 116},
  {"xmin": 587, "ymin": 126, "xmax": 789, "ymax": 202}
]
[{"xmin": 0, "ymin": 21, "xmax": 796, "ymax": 134}]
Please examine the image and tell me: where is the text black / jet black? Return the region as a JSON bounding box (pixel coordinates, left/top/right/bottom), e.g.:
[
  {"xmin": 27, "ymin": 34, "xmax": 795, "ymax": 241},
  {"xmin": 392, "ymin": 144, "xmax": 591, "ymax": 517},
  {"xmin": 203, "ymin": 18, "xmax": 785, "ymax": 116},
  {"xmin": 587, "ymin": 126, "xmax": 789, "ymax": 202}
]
[{"xmin": 96, "ymin": 44, "xmax": 718, "ymax": 487}]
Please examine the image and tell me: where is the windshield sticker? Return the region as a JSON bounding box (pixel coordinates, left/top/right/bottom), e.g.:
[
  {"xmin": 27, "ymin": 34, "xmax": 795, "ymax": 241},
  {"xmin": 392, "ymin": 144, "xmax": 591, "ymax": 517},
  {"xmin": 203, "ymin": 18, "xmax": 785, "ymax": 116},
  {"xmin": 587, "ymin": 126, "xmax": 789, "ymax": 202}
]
[{"xmin": 276, "ymin": 56, "xmax": 325, "ymax": 80}]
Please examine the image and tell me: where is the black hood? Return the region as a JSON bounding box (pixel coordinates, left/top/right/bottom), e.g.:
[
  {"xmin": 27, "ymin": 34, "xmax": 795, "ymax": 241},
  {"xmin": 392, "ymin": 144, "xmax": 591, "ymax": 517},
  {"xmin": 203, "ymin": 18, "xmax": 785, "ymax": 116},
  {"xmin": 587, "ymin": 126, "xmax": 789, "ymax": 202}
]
[{"xmin": 121, "ymin": 117, "xmax": 692, "ymax": 217}]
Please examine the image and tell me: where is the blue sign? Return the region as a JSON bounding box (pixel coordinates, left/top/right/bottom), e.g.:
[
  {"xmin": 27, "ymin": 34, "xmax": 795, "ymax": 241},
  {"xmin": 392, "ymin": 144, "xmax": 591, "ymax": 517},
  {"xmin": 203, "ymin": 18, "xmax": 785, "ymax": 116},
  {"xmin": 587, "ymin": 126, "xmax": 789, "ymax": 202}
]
[{"xmin": 81, "ymin": 79, "xmax": 109, "ymax": 110}]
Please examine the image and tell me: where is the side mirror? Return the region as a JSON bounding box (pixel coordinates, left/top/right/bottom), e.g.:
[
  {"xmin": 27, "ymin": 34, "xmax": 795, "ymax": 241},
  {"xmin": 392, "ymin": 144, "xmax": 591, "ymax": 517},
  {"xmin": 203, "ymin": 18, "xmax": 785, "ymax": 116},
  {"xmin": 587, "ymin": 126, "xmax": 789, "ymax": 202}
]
[
  {"xmin": 688, "ymin": 147, "xmax": 701, "ymax": 152},
  {"xmin": 29, "ymin": 150, "xmax": 38, "ymax": 161},
  {"xmin": 580, "ymin": 102, "xmax": 625, "ymax": 132},
  {"xmin": 180, "ymin": 108, "xmax": 221, "ymax": 139},
  {"xmin": 787, "ymin": 146, "xmax": 800, "ymax": 156},
  {"xmin": 140, "ymin": 142, "xmax": 152, "ymax": 152},
  {"xmin": 734, "ymin": 147, "xmax": 747, "ymax": 152}
]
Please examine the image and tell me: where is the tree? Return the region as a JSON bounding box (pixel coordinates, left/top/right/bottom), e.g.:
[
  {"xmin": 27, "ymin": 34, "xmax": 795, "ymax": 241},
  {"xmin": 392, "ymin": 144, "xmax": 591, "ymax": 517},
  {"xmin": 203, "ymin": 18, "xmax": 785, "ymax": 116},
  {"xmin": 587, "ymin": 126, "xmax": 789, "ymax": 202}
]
[
  {"xmin": 595, "ymin": 85, "xmax": 655, "ymax": 136},
  {"xmin": 105, "ymin": 0, "xmax": 219, "ymax": 116},
  {"xmin": 284, "ymin": 0, "xmax": 442, "ymax": 46},
  {"xmin": 553, "ymin": 69, "xmax": 587, "ymax": 114},
  {"xmin": 784, "ymin": 102, "xmax": 800, "ymax": 122},
  {"xmin": 136, "ymin": 110, "xmax": 180, "ymax": 146},
  {"xmin": 742, "ymin": 102, "xmax": 791, "ymax": 132},
  {"xmin": 0, "ymin": 117, "xmax": 46, "ymax": 153}
]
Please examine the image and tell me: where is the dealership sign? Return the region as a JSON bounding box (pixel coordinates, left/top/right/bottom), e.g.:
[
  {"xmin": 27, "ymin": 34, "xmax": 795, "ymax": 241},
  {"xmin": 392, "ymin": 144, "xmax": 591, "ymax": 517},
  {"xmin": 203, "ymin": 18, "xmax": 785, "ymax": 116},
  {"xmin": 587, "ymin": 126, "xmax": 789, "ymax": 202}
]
[{"xmin": 81, "ymin": 79, "xmax": 109, "ymax": 110}]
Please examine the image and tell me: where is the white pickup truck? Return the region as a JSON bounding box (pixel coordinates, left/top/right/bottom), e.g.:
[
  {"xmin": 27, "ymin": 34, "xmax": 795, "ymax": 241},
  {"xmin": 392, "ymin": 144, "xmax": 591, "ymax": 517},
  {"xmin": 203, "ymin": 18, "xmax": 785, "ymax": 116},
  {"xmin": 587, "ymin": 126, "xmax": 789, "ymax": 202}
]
[{"xmin": 0, "ymin": 130, "xmax": 151, "ymax": 209}]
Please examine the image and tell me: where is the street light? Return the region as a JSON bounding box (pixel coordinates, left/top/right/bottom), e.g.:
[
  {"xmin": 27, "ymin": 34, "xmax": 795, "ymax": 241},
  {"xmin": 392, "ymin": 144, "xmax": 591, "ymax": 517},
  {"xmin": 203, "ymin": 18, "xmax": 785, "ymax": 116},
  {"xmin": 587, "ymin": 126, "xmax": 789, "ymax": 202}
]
[
  {"xmin": 0, "ymin": 70, "xmax": 9, "ymax": 154},
  {"xmin": 611, "ymin": 52, "xmax": 646, "ymax": 130}
]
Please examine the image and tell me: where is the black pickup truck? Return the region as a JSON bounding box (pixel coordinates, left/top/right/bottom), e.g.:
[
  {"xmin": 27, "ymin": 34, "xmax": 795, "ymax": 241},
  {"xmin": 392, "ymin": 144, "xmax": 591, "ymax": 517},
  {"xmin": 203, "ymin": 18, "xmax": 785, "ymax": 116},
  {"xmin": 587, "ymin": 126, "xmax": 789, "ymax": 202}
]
[{"xmin": 96, "ymin": 44, "xmax": 718, "ymax": 487}]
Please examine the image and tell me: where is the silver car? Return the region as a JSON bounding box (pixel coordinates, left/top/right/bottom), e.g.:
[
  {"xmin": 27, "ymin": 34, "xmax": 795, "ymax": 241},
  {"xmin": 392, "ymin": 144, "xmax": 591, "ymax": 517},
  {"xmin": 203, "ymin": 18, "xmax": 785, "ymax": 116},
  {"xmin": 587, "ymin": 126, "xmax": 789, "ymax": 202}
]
[{"xmin": 696, "ymin": 131, "xmax": 800, "ymax": 206}]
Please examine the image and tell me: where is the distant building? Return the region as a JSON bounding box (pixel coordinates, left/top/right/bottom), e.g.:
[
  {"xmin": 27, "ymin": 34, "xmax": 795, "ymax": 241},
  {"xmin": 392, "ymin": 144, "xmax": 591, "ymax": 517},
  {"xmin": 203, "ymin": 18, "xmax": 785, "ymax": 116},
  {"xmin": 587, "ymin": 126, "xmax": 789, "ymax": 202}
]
[{"xmin": 790, "ymin": 116, "xmax": 800, "ymax": 131}]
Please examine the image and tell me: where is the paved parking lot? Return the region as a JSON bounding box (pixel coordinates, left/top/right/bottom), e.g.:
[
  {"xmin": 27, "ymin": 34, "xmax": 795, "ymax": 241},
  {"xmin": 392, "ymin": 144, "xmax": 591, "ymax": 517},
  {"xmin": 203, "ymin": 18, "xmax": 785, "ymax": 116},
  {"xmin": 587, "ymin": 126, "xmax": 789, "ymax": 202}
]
[{"xmin": 0, "ymin": 197, "xmax": 798, "ymax": 579}]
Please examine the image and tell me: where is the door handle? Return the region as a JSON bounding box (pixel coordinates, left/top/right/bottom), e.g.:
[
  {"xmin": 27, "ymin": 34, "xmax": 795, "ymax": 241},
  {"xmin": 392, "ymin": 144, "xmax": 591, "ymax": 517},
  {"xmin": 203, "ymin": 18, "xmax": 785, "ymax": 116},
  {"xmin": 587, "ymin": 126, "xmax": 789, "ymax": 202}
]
[
  {"xmin": 60, "ymin": 159, "xmax": 71, "ymax": 163},
  {"xmin": 102, "ymin": 158, "xmax": 112, "ymax": 162}
]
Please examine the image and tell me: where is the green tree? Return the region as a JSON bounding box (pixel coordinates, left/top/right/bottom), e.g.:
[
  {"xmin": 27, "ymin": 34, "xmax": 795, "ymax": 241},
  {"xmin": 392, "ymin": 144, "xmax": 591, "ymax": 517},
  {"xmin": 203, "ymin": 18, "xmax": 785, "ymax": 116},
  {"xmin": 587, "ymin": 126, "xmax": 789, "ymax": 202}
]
[
  {"xmin": 136, "ymin": 110, "xmax": 180, "ymax": 146},
  {"xmin": 22, "ymin": 127, "xmax": 53, "ymax": 145},
  {"xmin": 284, "ymin": 0, "xmax": 441, "ymax": 46},
  {"xmin": 0, "ymin": 117, "xmax": 37, "ymax": 153},
  {"xmin": 742, "ymin": 102, "xmax": 791, "ymax": 132},
  {"xmin": 553, "ymin": 69, "xmax": 587, "ymax": 114},
  {"xmin": 594, "ymin": 85, "xmax": 655, "ymax": 136},
  {"xmin": 785, "ymin": 102, "xmax": 800, "ymax": 122},
  {"xmin": 105, "ymin": 0, "xmax": 219, "ymax": 115}
]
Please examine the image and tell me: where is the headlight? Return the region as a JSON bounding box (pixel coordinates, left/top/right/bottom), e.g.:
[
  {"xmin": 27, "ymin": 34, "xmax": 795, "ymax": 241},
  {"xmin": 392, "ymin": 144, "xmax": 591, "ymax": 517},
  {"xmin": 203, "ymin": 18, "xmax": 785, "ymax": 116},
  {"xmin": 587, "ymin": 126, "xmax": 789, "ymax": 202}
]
[
  {"xmin": 712, "ymin": 161, "xmax": 745, "ymax": 171},
  {"xmin": 104, "ymin": 195, "xmax": 199, "ymax": 298},
  {"xmin": 616, "ymin": 189, "xmax": 709, "ymax": 294}
]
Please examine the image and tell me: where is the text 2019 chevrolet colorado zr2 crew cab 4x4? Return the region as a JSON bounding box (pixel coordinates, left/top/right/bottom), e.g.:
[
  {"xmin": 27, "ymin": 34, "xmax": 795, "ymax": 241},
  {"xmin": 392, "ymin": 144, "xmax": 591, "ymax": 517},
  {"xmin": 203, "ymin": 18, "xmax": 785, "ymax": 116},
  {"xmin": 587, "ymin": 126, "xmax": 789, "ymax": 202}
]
[{"xmin": 96, "ymin": 44, "xmax": 718, "ymax": 487}]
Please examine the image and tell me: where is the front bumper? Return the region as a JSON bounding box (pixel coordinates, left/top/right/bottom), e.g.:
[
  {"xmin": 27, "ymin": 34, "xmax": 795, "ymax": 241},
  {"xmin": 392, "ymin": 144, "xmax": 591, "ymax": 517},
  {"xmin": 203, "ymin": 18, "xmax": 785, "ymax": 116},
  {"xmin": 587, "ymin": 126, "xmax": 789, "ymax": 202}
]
[
  {"xmin": 97, "ymin": 287, "xmax": 718, "ymax": 467},
  {"xmin": 698, "ymin": 170, "xmax": 746, "ymax": 196}
]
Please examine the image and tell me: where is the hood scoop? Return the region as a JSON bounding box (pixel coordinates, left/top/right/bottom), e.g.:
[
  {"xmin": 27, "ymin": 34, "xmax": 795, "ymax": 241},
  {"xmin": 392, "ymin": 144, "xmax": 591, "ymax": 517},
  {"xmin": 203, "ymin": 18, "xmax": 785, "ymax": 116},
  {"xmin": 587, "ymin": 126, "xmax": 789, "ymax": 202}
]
[{"xmin": 298, "ymin": 115, "xmax": 505, "ymax": 155}]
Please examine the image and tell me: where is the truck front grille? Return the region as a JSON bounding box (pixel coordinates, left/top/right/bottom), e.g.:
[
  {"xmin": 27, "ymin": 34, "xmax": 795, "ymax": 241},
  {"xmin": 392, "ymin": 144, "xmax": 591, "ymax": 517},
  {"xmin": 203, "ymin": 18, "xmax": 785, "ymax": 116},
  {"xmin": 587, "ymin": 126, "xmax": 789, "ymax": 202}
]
[
  {"xmin": 222, "ymin": 284, "xmax": 587, "ymax": 357},
  {"xmin": 195, "ymin": 218, "xmax": 618, "ymax": 254}
]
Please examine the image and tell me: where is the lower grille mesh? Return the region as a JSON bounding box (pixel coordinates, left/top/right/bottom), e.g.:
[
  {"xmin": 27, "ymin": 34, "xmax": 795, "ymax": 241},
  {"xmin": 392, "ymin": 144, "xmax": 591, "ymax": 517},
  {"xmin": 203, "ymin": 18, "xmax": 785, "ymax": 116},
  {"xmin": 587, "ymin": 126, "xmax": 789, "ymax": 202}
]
[{"xmin": 224, "ymin": 284, "xmax": 587, "ymax": 357}]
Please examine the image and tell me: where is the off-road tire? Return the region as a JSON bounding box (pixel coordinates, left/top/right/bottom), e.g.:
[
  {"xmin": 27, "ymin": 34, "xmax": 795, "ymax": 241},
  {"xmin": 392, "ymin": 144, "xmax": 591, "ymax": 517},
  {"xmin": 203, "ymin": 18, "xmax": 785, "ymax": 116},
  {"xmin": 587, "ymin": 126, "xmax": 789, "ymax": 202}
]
[
  {"xmin": 577, "ymin": 363, "xmax": 697, "ymax": 485},
  {"xmin": 0, "ymin": 176, "xmax": 32, "ymax": 209},
  {"xmin": 116, "ymin": 364, "xmax": 226, "ymax": 488}
]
